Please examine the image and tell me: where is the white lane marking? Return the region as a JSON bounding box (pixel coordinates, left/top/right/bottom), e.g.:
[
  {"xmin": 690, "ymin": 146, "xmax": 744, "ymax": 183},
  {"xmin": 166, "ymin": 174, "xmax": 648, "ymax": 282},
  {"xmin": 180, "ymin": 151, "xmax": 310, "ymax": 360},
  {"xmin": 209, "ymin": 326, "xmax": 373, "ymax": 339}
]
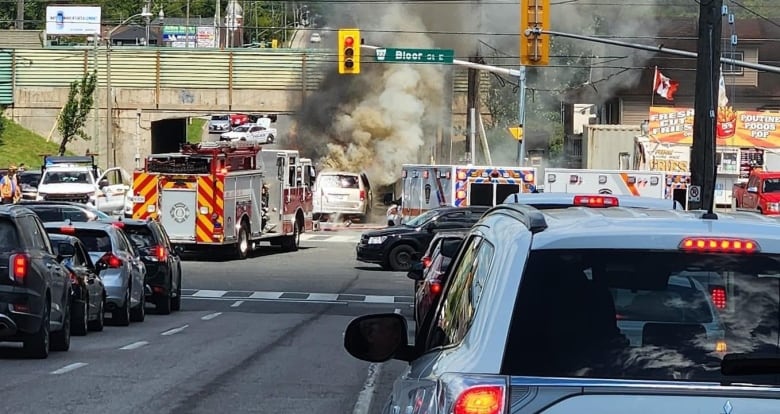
[
  {"xmin": 231, "ymin": 300, "xmax": 244, "ymax": 308},
  {"xmin": 119, "ymin": 341, "xmax": 149, "ymax": 350},
  {"xmin": 51, "ymin": 362, "xmax": 88, "ymax": 375},
  {"xmin": 192, "ymin": 290, "xmax": 228, "ymax": 298},
  {"xmin": 201, "ymin": 312, "xmax": 222, "ymax": 321},
  {"xmin": 161, "ymin": 325, "xmax": 189, "ymax": 336},
  {"xmin": 306, "ymin": 293, "xmax": 340, "ymax": 301},
  {"xmin": 352, "ymin": 363, "xmax": 382, "ymax": 414},
  {"xmin": 248, "ymin": 291, "xmax": 283, "ymax": 299},
  {"xmin": 364, "ymin": 295, "xmax": 396, "ymax": 304},
  {"xmin": 183, "ymin": 296, "xmax": 352, "ymax": 305}
]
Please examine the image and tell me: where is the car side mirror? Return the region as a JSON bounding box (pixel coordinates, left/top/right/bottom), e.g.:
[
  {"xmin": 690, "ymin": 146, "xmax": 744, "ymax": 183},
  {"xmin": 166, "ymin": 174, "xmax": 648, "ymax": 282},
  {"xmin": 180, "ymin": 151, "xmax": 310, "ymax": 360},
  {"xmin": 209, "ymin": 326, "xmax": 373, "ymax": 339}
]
[
  {"xmin": 747, "ymin": 186, "xmax": 758, "ymax": 193},
  {"xmin": 57, "ymin": 242, "xmax": 75, "ymax": 259},
  {"xmin": 406, "ymin": 261, "xmax": 424, "ymax": 281},
  {"xmin": 344, "ymin": 314, "xmax": 414, "ymax": 363},
  {"xmin": 426, "ymin": 222, "xmax": 437, "ymax": 233}
]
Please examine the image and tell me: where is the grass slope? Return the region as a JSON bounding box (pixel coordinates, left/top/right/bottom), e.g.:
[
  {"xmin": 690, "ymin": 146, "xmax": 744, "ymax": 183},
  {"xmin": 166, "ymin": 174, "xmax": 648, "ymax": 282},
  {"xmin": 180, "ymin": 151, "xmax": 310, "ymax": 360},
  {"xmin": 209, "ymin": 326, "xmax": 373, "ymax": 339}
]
[
  {"xmin": 0, "ymin": 119, "xmax": 73, "ymax": 169},
  {"xmin": 187, "ymin": 118, "xmax": 207, "ymax": 143}
]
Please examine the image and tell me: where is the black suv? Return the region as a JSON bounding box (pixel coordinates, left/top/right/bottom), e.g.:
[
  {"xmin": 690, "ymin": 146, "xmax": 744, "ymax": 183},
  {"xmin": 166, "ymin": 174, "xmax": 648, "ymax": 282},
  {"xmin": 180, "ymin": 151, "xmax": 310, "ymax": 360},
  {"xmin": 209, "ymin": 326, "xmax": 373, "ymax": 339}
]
[
  {"xmin": 356, "ymin": 206, "xmax": 489, "ymax": 271},
  {"xmin": 0, "ymin": 205, "xmax": 72, "ymax": 358},
  {"xmin": 112, "ymin": 219, "xmax": 182, "ymax": 314}
]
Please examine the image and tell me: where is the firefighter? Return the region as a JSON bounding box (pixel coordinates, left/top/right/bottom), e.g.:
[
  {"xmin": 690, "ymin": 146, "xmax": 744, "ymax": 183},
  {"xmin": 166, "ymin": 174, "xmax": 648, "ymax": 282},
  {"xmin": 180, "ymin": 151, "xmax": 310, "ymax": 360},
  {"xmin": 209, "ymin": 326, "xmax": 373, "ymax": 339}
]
[
  {"xmin": 0, "ymin": 164, "xmax": 21, "ymax": 204},
  {"xmin": 261, "ymin": 184, "xmax": 269, "ymax": 231}
]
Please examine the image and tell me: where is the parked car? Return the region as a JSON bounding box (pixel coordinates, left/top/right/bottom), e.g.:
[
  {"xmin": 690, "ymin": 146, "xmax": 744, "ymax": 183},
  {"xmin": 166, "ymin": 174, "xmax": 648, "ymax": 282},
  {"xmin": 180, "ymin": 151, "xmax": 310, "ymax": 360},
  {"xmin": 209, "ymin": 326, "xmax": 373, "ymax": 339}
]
[
  {"xmin": 345, "ymin": 205, "xmax": 780, "ymax": 412},
  {"xmin": 0, "ymin": 205, "xmax": 71, "ymax": 358},
  {"xmin": 208, "ymin": 114, "xmax": 231, "ymax": 134},
  {"xmin": 219, "ymin": 123, "xmax": 275, "ymax": 144},
  {"xmin": 113, "ymin": 218, "xmax": 182, "ymax": 314},
  {"xmin": 356, "ymin": 206, "xmax": 488, "ymax": 271},
  {"xmin": 44, "ymin": 221, "xmax": 147, "ymax": 326},
  {"xmin": 310, "ymin": 32, "xmax": 321, "ymax": 43},
  {"xmin": 314, "ymin": 171, "xmax": 374, "ymax": 223},
  {"xmin": 20, "ymin": 200, "xmax": 111, "ymax": 222},
  {"xmin": 49, "ymin": 233, "xmax": 106, "ymax": 334}
]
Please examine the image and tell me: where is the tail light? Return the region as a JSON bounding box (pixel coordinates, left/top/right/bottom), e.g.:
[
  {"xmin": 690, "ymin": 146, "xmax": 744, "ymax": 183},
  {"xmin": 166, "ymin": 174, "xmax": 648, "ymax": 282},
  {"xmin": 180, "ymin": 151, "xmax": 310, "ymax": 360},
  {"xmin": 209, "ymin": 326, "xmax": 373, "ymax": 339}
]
[
  {"xmin": 59, "ymin": 226, "xmax": 76, "ymax": 234},
  {"xmin": 711, "ymin": 286, "xmax": 727, "ymax": 309},
  {"xmin": 680, "ymin": 237, "xmax": 759, "ymax": 253},
  {"xmin": 153, "ymin": 245, "xmax": 168, "ymax": 261},
  {"xmin": 430, "ymin": 281, "xmax": 442, "ymax": 295},
  {"xmin": 10, "ymin": 254, "xmax": 28, "ymax": 283},
  {"xmin": 573, "ymin": 195, "xmax": 619, "ymax": 207},
  {"xmin": 112, "ymin": 221, "xmax": 125, "ymax": 229},
  {"xmin": 453, "ymin": 385, "xmax": 505, "ymax": 414},
  {"xmin": 98, "ymin": 253, "xmax": 123, "ymax": 269},
  {"xmin": 422, "ymin": 256, "xmax": 432, "ymax": 268},
  {"xmin": 359, "ymin": 190, "xmax": 366, "ymax": 201}
]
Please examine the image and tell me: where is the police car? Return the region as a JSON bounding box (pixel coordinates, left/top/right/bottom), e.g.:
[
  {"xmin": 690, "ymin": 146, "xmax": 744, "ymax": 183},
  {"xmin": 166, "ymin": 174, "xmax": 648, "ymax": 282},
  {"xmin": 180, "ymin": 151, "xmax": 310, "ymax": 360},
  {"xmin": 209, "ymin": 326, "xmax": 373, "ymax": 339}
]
[{"xmin": 345, "ymin": 199, "xmax": 780, "ymax": 413}]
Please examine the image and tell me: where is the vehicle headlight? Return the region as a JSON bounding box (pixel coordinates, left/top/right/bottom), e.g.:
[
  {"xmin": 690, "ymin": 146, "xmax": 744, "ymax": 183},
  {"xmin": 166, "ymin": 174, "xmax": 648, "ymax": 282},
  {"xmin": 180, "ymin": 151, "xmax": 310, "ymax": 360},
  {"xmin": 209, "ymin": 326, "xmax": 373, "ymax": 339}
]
[
  {"xmin": 36, "ymin": 193, "xmax": 46, "ymax": 200},
  {"xmin": 368, "ymin": 236, "xmax": 387, "ymax": 244},
  {"xmin": 769, "ymin": 202, "xmax": 780, "ymax": 211}
]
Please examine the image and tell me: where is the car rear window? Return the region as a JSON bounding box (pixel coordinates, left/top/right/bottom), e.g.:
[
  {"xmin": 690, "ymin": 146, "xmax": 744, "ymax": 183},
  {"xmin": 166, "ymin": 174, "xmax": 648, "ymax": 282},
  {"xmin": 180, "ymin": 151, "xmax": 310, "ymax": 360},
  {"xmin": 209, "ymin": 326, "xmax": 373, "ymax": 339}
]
[
  {"xmin": 27, "ymin": 206, "xmax": 91, "ymax": 222},
  {"xmin": 123, "ymin": 225, "xmax": 155, "ymax": 249},
  {"xmin": 0, "ymin": 220, "xmax": 19, "ymax": 252},
  {"xmin": 49, "ymin": 229, "xmax": 112, "ymax": 252},
  {"xmin": 440, "ymin": 239, "xmax": 463, "ymax": 258},
  {"xmin": 319, "ymin": 174, "xmax": 359, "ymax": 189},
  {"xmin": 503, "ymin": 249, "xmax": 780, "ymax": 386}
]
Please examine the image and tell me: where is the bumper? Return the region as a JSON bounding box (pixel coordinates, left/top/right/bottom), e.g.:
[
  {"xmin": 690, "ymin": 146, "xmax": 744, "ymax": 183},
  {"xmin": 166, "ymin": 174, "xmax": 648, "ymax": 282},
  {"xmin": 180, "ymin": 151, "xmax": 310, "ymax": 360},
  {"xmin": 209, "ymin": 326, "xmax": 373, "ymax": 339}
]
[
  {"xmin": 101, "ymin": 269, "xmax": 129, "ymax": 307},
  {"xmin": 356, "ymin": 243, "xmax": 385, "ymax": 264},
  {"xmin": 144, "ymin": 262, "xmax": 172, "ymax": 298},
  {"xmin": 0, "ymin": 287, "xmax": 45, "ymax": 338}
]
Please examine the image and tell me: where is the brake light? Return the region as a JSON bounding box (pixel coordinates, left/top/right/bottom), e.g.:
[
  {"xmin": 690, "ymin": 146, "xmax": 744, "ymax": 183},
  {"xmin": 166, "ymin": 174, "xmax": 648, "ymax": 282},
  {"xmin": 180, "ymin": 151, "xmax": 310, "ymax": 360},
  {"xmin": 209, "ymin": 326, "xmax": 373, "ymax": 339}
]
[
  {"xmin": 10, "ymin": 254, "xmax": 28, "ymax": 283},
  {"xmin": 573, "ymin": 195, "xmax": 619, "ymax": 207},
  {"xmin": 422, "ymin": 256, "xmax": 432, "ymax": 268},
  {"xmin": 99, "ymin": 253, "xmax": 123, "ymax": 269},
  {"xmin": 59, "ymin": 226, "xmax": 76, "ymax": 234},
  {"xmin": 360, "ymin": 190, "xmax": 366, "ymax": 201},
  {"xmin": 112, "ymin": 221, "xmax": 125, "ymax": 228},
  {"xmin": 680, "ymin": 237, "xmax": 759, "ymax": 253},
  {"xmin": 453, "ymin": 385, "xmax": 504, "ymax": 414},
  {"xmin": 430, "ymin": 281, "xmax": 442, "ymax": 295},
  {"xmin": 153, "ymin": 245, "xmax": 168, "ymax": 261},
  {"xmin": 711, "ymin": 287, "xmax": 727, "ymax": 309}
]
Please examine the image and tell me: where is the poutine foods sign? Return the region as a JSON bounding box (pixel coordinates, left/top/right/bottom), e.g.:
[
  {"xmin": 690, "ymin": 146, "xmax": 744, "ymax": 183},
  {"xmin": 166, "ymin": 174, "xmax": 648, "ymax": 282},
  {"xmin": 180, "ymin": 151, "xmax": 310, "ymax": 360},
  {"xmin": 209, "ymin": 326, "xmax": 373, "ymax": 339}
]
[{"xmin": 648, "ymin": 106, "xmax": 780, "ymax": 148}]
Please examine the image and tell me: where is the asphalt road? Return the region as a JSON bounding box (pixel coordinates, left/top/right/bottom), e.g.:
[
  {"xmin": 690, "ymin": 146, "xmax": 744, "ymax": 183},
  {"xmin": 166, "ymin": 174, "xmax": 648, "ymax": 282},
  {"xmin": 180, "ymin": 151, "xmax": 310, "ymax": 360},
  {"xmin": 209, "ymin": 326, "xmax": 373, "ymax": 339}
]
[{"xmin": 0, "ymin": 229, "xmax": 411, "ymax": 414}]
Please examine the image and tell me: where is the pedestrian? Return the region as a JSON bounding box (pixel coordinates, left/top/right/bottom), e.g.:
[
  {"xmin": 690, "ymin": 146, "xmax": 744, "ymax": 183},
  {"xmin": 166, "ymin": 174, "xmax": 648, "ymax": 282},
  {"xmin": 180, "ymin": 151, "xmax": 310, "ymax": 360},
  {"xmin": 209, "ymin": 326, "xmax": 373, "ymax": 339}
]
[{"xmin": 0, "ymin": 164, "xmax": 21, "ymax": 204}]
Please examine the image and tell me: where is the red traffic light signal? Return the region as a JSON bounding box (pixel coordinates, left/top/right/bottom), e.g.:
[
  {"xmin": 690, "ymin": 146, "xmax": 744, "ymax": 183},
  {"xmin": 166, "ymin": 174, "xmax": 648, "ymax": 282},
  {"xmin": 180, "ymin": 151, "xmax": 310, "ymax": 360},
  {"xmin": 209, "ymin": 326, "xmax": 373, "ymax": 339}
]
[{"xmin": 338, "ymin": 29, "xmax": 360, "ymax": 74}]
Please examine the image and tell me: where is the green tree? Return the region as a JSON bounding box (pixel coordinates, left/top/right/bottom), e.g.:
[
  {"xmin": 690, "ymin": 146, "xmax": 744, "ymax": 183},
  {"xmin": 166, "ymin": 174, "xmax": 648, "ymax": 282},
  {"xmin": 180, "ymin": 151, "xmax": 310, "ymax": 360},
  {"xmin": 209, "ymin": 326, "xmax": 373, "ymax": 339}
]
[{"xmin": 57, "ymin": 72, "xmax": 98, "ymax": 156}]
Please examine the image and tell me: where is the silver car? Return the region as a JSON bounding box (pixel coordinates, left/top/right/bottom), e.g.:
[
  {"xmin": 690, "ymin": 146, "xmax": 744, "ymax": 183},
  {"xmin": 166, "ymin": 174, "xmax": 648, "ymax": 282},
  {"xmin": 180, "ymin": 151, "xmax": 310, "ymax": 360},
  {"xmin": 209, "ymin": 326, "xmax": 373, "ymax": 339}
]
[
  {"xmin": 208, "ymin": 114, "xmax": 231, "ymax": 134},
  {"xmin": 44, "ymin": 221, "xmax": 147, "ymax": 326},
  {"xmin": 346, "ymin": 206, "xmax": 780, "ymax": 412}
]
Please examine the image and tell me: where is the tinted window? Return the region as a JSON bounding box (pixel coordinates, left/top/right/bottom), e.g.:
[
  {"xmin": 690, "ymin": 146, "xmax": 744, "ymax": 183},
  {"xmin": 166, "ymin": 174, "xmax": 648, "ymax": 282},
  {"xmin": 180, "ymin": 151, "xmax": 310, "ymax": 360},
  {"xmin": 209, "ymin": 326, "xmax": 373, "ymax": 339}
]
[
  {"xmin": 0, "ymin": 219, "xmax": 19, "ymax": 252},
  {"xmin": 124, "ymin": 225, "xmax": 156, "ymax": 249},
  {"xmin": 764, "ymin": 178, "xmax": 780, "ymax": 193},
  {"xmin": 211, "ymin": 115, "xmax": 229, "ymax": 121},
  {"xmin": 49, "ymin": 229, "xmax": 112, "ymax": 253},
  {"xmin": 440, "ymin": 238, "xmax": 463, "ymax": 258},
  {"xmin": 27, "ymin": 206, "xmax": 90, "ymax": 222},
  {"xmin": 504, "ymin": 249, "xmax": 780, "ymax": 386},
  {"xmin": 18, "ymin": 172, "xmax": 41, "ymax": 187},
  {"xmin": 42, "ymin": 171, "xmax": 93, "ymax": 185}
]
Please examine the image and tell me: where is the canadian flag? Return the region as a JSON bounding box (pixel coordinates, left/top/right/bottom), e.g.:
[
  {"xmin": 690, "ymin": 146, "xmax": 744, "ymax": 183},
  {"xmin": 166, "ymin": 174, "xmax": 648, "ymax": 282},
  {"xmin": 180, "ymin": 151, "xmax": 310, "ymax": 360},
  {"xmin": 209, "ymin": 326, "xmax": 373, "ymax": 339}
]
[
  {"xmin": 718, "ymin": 65, "xmax": 729, "ymax": 107},
  {"xmin": 653, "ymin": 67, "xmax": 679, "ymax": 101}
]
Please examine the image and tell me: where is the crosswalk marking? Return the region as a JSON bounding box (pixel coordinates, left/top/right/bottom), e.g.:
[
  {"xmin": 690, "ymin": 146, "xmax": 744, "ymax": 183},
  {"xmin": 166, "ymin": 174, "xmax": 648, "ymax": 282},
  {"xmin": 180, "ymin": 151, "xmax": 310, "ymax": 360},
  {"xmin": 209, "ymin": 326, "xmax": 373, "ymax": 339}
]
[
  {"xmin": 181, "ymin": 289, "xmax": 412, "ymax": 305},
  {"xmin": 300, "ymin": 233, "xmax": 361, "ymax": 244}
]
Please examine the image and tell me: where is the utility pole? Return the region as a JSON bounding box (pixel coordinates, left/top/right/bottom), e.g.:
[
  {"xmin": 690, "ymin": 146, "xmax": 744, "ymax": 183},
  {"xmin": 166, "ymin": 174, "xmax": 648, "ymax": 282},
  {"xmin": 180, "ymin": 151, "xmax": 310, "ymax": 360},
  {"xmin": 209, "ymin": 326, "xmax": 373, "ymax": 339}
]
[
  {"xmin": 186, "ymin": 0, "xmax": 191, "ymax": 48},
  {"xmin": 466, "ymin": 56, "xmax": 480, "ymax": 164},
  {"xmin": 689, "ymin": 0, "xmax": 722, "ymax": 215},
  {"xmin": 15, "ymin": 0, "xmax": 24, "ymax": 29}
]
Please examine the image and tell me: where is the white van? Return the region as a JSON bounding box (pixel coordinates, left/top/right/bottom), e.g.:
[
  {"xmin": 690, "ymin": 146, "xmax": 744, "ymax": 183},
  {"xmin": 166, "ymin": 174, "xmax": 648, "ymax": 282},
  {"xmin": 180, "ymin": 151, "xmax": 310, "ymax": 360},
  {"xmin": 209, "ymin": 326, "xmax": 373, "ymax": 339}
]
[{"xmin": 313, "ymin": 171, "xmax": 372, "ymax": 221}]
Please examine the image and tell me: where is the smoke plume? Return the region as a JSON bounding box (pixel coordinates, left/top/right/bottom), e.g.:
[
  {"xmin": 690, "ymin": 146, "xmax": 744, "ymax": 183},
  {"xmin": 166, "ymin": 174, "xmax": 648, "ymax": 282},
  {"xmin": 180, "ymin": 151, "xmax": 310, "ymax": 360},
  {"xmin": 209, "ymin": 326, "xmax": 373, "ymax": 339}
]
[{"xmin": 292, "ymin": 0, "xmax": 676, "ymax": 185}]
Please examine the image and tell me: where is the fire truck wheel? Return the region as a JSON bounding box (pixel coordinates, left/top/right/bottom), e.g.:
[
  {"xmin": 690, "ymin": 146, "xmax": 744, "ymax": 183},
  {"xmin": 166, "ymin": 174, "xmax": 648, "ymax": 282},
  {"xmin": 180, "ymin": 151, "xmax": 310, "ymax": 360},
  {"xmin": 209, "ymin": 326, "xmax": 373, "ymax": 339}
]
[
  {"xmin": 235, "ymin": 224, "xmax": 250, "ymax": 260},
  {"xmin": 281, "ymin": 221, "xmax": 301, "ymax": 252}
]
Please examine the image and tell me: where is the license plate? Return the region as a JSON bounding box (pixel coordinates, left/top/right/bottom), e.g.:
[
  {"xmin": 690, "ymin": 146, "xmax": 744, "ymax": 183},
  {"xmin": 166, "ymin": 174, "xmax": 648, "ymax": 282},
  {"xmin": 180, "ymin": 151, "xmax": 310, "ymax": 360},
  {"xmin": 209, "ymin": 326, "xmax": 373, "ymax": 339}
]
[
  {"xmin": 330, "ymin": 194, "xmax": 347, "ymax": 200},
  {"xmin": 132, "ymin": 196, "xmax": 145, "ymax": 203}
]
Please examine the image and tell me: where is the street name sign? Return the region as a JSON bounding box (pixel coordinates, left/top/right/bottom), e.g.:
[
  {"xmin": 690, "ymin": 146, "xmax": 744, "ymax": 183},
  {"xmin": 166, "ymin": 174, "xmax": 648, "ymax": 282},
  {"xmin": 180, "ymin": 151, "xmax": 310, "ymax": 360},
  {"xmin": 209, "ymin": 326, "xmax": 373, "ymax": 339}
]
[{"xmin": 375, "ymin": 48, "xmax": 454, "ymax": 64}]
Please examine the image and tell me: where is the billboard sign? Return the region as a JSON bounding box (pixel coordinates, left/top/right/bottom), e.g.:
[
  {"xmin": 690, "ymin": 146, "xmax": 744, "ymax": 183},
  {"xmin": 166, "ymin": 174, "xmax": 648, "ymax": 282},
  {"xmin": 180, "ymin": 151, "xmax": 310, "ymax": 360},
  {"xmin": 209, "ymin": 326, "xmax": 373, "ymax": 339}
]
[
  {"xmin": 46, "ymin": 6, "xmax": 102, "ymax": 35},
  {"xmin": 649, "ymin": 106, "xmax": 780, "ymax": 148}
]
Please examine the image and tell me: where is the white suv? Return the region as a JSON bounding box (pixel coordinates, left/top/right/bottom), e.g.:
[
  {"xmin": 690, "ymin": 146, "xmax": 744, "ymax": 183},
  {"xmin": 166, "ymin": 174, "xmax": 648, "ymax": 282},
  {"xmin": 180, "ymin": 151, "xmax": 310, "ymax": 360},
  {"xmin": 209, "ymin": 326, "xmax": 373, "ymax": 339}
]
[{"xmin": 345, "ymin": 200, "xmax": 780, "ymax": 413}]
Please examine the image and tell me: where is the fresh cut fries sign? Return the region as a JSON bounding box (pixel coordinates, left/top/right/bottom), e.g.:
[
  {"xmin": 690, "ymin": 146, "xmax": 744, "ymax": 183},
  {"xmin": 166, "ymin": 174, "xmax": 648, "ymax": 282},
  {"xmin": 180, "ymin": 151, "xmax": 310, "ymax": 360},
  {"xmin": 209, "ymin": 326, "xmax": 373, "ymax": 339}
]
[{"xmin": 648, "ymin": 106, "xmax": 780, "ymax": 148}]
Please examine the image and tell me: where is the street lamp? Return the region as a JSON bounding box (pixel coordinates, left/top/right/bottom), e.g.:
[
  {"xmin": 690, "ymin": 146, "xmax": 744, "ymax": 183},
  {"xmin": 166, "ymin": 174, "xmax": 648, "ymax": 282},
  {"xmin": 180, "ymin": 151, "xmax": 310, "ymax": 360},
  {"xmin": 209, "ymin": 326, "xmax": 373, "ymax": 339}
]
[
  {"xmin": 106, "ymin": 8, "xmax": 153, "ymax": 169},
  {"xmin": 158, "ymin": 7, "xmax": 165, "ymax": 47}
]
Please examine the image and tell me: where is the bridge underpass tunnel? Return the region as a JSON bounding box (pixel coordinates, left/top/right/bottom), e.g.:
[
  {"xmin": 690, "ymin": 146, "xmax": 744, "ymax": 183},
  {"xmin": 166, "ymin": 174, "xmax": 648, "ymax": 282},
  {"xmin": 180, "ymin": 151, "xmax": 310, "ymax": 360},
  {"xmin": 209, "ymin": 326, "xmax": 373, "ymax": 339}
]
[{"xmin": 151, "ymin": 118, "xmax": 188, "ymax": 154}]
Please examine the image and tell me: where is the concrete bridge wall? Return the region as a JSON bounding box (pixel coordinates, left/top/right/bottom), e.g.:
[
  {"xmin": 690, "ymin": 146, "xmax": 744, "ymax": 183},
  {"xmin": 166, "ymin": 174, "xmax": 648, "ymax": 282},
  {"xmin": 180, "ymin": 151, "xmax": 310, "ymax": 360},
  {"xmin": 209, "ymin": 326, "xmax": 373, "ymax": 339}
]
[{"xmin": 3, "ymin": 47, "xmax": 481, "ymax": 171}]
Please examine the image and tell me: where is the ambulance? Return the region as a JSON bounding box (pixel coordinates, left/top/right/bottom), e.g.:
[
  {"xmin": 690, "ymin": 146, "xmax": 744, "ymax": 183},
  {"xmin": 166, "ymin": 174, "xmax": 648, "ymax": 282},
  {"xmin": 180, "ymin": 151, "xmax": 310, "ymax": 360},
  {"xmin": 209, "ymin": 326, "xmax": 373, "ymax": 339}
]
[
  {"xmin": 543, "ymin": 168, "xmax": 669, "ymax": 198},
  {"xmin": 399, "ymin": 164, "xmax": 537, "ymax": 221},
  {"xmin": 131, "ymin": 141, "xmax": 315, "ymax": 260}
]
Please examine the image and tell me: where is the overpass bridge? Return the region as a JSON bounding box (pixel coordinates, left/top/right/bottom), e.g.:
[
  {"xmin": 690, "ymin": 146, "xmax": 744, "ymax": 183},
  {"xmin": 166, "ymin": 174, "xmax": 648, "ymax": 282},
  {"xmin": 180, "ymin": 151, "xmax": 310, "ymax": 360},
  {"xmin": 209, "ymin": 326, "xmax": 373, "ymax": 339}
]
[{"xmin": 1, "ymin": 47, "xmax": 477, "ymax": 171}]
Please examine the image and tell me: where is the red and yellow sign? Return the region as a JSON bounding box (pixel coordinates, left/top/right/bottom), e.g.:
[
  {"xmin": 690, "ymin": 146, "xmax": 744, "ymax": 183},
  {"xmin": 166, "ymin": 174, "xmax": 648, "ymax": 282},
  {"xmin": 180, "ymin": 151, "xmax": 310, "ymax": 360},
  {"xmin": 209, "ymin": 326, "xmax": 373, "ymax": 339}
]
[{"xmin": 649, "ymin": 106, "xmax": 780, "ymax": 148}]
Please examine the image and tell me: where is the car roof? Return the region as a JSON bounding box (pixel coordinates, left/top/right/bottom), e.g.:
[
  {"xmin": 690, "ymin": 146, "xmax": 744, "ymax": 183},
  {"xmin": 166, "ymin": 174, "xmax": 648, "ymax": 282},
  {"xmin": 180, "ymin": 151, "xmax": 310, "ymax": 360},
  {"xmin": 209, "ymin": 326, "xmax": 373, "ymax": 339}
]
[
  {"xmin": 19, "ymin": 201, "xmax": 92, "ymax": 208},
  {"xmin": 43, "ymin": 220, "xmax": 116, "ymax": 231},
  {"xmin": 483, "ymin": 203, "xmax": 780, "ymax": 253},
  {"xmin": 48, "ymin": 233, "xmax": 79, "ymax": 242},
  {"xmin": 434, "ymin": 206, "xmax": 490, "ymax": 214},
  {"xmin": 0, "ymin": 204, "xmax": 38, "ymax": 218},
  {"xmin": 431, "ymin": 229, "xmax": 469, "ymax": 240},
  {"xmin": 503, "ymin": 192, "xmax": 684, "ymax": 210}
]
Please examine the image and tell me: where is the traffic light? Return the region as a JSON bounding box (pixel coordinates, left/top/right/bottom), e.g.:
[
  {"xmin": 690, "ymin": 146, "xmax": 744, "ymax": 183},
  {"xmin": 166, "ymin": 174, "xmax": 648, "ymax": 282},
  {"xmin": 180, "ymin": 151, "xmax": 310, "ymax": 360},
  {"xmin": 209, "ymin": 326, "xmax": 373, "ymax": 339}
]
[
  {"xmin": 520, "ymin": 0, "xmax": 550, "ymax": 66},
  {"xmin": 338, "ymin": 28, "xmax": 361, "ymax": 74}
]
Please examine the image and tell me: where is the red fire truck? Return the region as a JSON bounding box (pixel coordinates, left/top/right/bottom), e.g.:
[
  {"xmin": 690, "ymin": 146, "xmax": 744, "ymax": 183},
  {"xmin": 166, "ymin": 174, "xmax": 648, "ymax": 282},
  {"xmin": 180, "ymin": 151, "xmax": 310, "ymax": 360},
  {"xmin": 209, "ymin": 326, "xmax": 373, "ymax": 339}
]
[{"xmin": 132, "ymin": 141, "xmax": 315, "ymax": 259}]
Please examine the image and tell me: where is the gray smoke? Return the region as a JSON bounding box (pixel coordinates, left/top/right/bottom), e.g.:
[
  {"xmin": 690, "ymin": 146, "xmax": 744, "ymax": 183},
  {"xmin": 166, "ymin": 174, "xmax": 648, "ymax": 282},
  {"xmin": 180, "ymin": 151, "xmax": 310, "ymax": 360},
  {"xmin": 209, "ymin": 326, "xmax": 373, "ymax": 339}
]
[{"xmin": 292, "ymin": 0, "xmax": 677, "ymax": 184}]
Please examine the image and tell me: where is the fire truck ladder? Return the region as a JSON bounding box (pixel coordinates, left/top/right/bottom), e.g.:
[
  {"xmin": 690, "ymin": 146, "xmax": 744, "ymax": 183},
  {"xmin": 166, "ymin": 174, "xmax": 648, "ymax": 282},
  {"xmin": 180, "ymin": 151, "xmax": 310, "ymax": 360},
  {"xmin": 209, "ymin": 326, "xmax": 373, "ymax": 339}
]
[{"xmin": 181, "ymin": 140, "xmax": 263, "ymax": 155}]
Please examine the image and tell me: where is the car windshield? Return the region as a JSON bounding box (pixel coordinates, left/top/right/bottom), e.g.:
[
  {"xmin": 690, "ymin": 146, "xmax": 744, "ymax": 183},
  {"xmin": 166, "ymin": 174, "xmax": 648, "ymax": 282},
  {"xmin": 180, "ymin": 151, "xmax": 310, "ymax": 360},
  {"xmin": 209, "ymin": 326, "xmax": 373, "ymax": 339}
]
[
  {"xmin": 404, "ymin": 209, "xmax": 440, "ymax": 228},
  {"xmin": 211, "ymin": 115, "xmax": 229, "ymax": 121},
  {"xmin": 319, "ymin": 174, "xmax": 359, "ymax": 189},
  {"xmin": 124, "ymin": 225, "xmax": 155, "ymax": 249},
  {"xmin": 42, "ymin": 171, "xmax": 93, "ymax": 185},
  {"xmin": 0, "ymin": 219, "xmax": 19, "ymax": 252},
  {"xmin": 763, "ymin": 178, "xmax": 780, "ymax": 193},
  {"xmin": 27, "ymin": 206, "xmax": 92, "ymax": 222},
  {"xmin": 18, "ymin": 172, "xmax": 41, "ymax": 187},
  {"xmin": 503, "ymin": 249, "xmax": 780, "ymax": 386},
  {"xmin": 233, "ymin": 126, "xmax": 251, "ymax": 132}
]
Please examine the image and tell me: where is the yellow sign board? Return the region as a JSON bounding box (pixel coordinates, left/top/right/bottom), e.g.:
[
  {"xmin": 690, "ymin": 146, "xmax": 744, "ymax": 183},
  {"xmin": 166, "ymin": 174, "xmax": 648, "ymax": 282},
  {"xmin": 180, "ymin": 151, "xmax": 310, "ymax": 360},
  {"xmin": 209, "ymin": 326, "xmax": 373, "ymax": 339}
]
[{"xmin": 508, "ymin": 126, "xmax": 524, "ymax": 141}]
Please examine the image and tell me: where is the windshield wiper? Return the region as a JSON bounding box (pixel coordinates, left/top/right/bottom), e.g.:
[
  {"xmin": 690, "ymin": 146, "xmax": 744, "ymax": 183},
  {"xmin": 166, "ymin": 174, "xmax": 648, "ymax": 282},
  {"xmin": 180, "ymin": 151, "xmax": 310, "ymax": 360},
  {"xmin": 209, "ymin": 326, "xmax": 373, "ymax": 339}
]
[{"xmin": 722, "ymin": 353, "xmax": 780, "ymax": 376}]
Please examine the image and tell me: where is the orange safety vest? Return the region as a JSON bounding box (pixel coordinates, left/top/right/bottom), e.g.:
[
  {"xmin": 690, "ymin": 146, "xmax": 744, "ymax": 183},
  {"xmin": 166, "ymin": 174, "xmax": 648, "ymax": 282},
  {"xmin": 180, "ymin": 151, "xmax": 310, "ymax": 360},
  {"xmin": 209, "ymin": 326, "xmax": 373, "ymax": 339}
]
[{"xmin": 0, "ymin": 175, "xmax": 19, "ymax": 199}]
